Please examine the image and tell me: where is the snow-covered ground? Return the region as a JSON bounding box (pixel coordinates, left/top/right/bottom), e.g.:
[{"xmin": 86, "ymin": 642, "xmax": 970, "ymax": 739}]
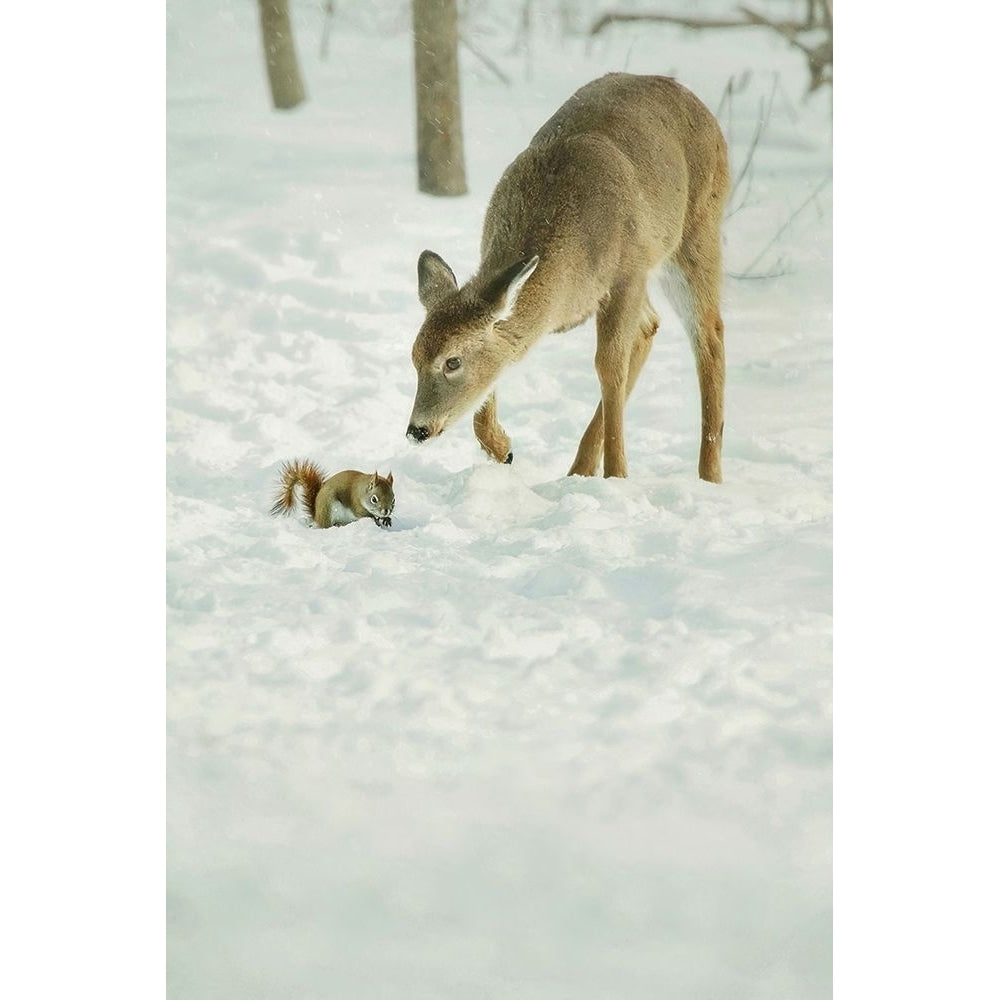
[{"xmin": 167, "ymin": 2, "xmax": 832, "ymax": 997}]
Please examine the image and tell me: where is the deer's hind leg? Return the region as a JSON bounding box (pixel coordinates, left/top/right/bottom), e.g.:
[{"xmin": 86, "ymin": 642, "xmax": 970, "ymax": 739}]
[
  {"xmin": 663, "ymin": 218, "xmax": 726, "ymax": 484},
  {"xmin": 568, "ymin": 291, "xmax": 659, "ymax": 477},
  {"xmin": 473, "ymin": 392, "xmax": 513, "ymax": 464}
]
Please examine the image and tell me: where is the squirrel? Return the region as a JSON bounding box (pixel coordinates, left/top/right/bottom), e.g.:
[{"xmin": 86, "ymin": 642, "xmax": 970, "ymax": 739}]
[{"xmin": 271, "ymin": 459, "xmax": 395, "ymax": 528}]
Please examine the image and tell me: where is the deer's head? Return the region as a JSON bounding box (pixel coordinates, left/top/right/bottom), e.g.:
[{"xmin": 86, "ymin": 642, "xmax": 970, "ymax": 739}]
[{"xmin": 406, "ymin": 250, "xmax": 539, "ymax": 445}]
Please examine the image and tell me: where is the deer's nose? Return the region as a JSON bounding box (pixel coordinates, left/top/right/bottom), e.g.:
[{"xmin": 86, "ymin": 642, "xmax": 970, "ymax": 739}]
[{"xmin": 407, "ymin": 424, "xmax": 429, "ymax": 443}]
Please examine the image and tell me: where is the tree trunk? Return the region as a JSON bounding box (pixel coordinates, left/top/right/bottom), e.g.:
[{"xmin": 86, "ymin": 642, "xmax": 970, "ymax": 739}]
[
  {"xmin": 259, "ymin": 0, "xmax": 306, "ymax": 110},
  {"xmin": 412, "ymin": 0, "xmax": 467, "ymax": 196}
]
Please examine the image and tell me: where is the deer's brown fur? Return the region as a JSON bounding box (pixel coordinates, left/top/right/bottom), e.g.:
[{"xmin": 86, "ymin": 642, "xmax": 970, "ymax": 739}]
[{"xmin": 407, "ymin": 73, "xmax": 730, "ymax": 481}]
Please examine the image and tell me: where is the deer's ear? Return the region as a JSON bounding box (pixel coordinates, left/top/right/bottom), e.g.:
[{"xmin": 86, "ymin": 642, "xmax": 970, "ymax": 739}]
[
  {"xmin": 486, "ymin": 255, "xmax": 539, "ymax": 322},
  {"xmin": 417, "ymin": 250, "xmax": 458, "ymax": 310}
]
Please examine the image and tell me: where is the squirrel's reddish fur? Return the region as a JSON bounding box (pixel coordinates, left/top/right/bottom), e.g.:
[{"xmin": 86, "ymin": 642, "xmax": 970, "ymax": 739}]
[{"xmin": 270, "ymin": 458, "xmax": 326, "ymax": 520}]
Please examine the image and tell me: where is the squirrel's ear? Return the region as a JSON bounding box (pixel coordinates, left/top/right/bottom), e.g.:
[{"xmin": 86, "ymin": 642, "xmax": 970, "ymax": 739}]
[{"xmin": 386, "ymin": 471, "xmax": 393, "ymax": 486}]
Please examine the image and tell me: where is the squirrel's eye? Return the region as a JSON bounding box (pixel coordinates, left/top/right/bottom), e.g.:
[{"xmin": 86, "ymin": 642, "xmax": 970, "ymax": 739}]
[
  {"xmin": 445, "ymin": 357, "xmax": 461, "ymax": 372},
  {"xmin": 371, "ymin": 495, "xmax": 378, "ymax": 504}
]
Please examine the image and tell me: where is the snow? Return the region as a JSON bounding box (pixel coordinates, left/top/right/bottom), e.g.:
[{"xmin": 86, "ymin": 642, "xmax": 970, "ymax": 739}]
[{"xmin": 167, "ymin": 2, "xmax": 832, "ymax": 997}]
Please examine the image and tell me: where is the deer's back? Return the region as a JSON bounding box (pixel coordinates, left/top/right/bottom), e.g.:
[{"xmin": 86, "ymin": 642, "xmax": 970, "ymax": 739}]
[
  {"xmin": 529, "ymin": 73, "xmax": 726, "ymax": 190},
  {"xmin": 480, "ymin": 74, "xmax": 728, "ymax": 313}
]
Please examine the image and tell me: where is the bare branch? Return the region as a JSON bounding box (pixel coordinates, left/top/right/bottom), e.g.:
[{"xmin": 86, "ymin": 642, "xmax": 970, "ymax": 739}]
[
  {"xmin": 716, "ymin": 75, "xmax": 735, "ymax": 122},
  {"xmin": 821, "ymin": 0, "xmax": 833, "ymax": 31},
  {"xmin": 460, "ymin": 33, "xmax": 512, "ymax": 86},
  {"xmin": 739, "ymin": 5, "xmax": 832, "ymax": 93},
  {"xmin": 728, "ymin": 262, "xmax": 792, "ymax": 281},
  {"xmin": 319, "ymin": 1, "xmax": 335, "ymax": 62},
  {"xmin": 739, "ymin": 5, "xmax": 803, "ymax": 46},
  {"xmin": 734, "ymin": 174, "xmax": 831, "ymax": 278},
  {"xmin": 725, "ymin": 73, "xmax": 778, "ymax": 221},
  {"xmin": 589, "ymin": 10, "xmax": 802, "ymax": 38}
]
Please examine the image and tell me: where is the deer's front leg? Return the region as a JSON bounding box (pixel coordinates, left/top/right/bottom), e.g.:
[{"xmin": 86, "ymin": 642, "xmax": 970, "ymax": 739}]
[
  {"xmin": 473, "ymin": 392, "xmax": 513, "ymax": 464},
  {"xmin": 598, "ymin": 368, "xmax": 628, "ymax": 478},
  {"xmin": 593, "ymin": 281, "xmax": 648, "ymax": 478},
  {"xmin": 568, "ymin": 402, "xmax": 604, "ymax": 476}
]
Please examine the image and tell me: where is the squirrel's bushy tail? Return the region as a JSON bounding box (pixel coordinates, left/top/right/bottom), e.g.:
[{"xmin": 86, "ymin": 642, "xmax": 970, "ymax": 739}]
[{"xmin": 270, "ymin": 459, "xmax": 326, "ymax": 519}]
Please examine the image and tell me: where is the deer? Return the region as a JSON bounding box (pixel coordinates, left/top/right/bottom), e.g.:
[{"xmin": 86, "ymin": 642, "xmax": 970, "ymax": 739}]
[{"xmin": 406, "ymin": 73, "xmax": 729, "ymax": 482}]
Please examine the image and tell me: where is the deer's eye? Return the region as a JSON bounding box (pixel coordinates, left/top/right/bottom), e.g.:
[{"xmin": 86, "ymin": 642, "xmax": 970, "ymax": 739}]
[{"xmin": 444, "ymin": 357, "xmax": 462, "ymax": 372}]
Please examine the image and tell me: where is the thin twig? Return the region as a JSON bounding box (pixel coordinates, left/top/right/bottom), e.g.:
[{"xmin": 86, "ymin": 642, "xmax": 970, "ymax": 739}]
[
  {"xmin": 774, "ymin": 73, "xmax": 800, "ymax": 126},
  {"xmin": 623, "ymin": 35, "xmax": 638, "ymax": 72},
  {"xmin": 589, "ymin": 11, "xmax": 803, "ymax": 37},
  {"xmin": 718, "ymin": 71, "xmax": 750, "ymax": 145},
  {"xmin": 728, "ymin": 264, "xmax": 792, "ymax": 281},
  {"xmin": 319, "ymin": 0, "xmax": 335, "ymax": 61},
  {"xmin": 739, "ymin": 5, "xmax": 804, "ymax": 47},
  {"xmin": 726, "ymin": 161, "xmax": 755, "ymax": 221},
  {"xmin": 734, "ymin": 174, "xmax": 831, "ymax": 278},
  {"xmin": 460, "ymin": 33, "xmax": 511, "ymax": 86},
  {"xmin": 726, "ymin": 73, "xmax": 778, "ymax": 221},
  {"xmin": 716, "ymin": 75, "xmax": 734, "ymax": 122},
  {"xmin": 740, "ymin": 5, "xmax": 832, "ymax": 92}
]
